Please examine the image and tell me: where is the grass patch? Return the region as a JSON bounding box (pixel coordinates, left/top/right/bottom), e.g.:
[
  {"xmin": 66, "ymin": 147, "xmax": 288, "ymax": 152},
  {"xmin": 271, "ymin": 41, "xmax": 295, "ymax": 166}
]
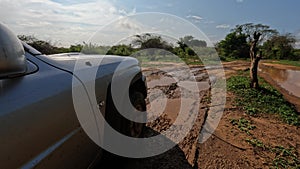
[
  {"xmin": 230, "ymin": 118, "xmax": 256, "ymax": 135},
  {"xmin": 246, "ymin": 139, "xmax": 300, "ymax": 169},
  {"xmin": 246, "ymin": 138, "xmax": 266, "ymax": 150},
  {"xmin": 271, "ymin": 146, "xmax": 300, "ymax": 169},
  {"xmin": 227, "ymin": 72, "xmax": 300, "ymax": 126},
  {"xmin": 135, "ymin": 55, "xmax": 204, "ymax": 66},
  {"xmin": 265, "ymin": 60, "xmax": 300, "ymax": 67}
]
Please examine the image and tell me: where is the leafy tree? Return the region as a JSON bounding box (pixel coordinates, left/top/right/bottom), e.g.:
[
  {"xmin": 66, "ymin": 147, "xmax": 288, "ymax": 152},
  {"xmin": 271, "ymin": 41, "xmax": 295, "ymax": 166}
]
[
  {"xmin": 172, "ymin": 46, "xmax": 186, "ymax": 58},
  {"xmin": 177, "ymin": 39, "xmax": 188, "ymax": 50},
  {"xmin": 18, "ymin": 35, "xmax": 38, "ymax": 44},
  {"xmin": 18, "ymin": 35, "xmax": 82, "ymax": 54},
  {"xmin": 131, "ymin": 33, "xmax": 173, "ymax": 56},
  {"xmin": 262, "ymin": 33, "xmax": 296, "ymax": 60},
  {"xmin": 132, "ymin": 33, "xmax": 172, "ymax": 51},
  {"xmin": 69, "ymin": 44, "xmax": 83, "ymax": 52},
  {"xmin": 18, "ymin": 35, "xmax": 58, "ymax": 54},
  {"xmin": 179, "ymin": 35, "xmax": 207, "ymax": 47},
  {"xmin": 174, "ymin": 36, "xmax": 208, "ymax": 60},
  {"xmin": 216, "ymin": 31, "xmax": 249, "ymax": 59},
  {"xmin": 106, "ymin": 44, "xmax": 135, "ymax": 56},
  {"xmin": 293, "ymin": 49, "xmax": 300, "ymax": 60},
  {"xmin": 231, "ymin": 23, "xmax": 278, "ymax": 88},
  {"xmin": 186, "ymin": 47, "xmax": 196, "ymax": 56},
  {"xmin": 173, "ymin": 45, "xmax": 195, "ymax": 58},
  {"xmin": 131, "ymin": 33, "xmax": 151, "ymax": 48},
  {"xmin": 232, "ymin": 23, "xmax": 278, "ymax": 43},
  {"xmin": 216, "ymin": 23, "xmax": 280, "ymax": 88}
]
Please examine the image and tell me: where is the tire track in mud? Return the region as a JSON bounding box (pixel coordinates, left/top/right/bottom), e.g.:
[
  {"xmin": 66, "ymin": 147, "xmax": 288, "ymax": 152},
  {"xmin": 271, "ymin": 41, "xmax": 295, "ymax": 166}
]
[{"xmin": 97, "ymin": 66, "xmax": 211, "ymax": 169}]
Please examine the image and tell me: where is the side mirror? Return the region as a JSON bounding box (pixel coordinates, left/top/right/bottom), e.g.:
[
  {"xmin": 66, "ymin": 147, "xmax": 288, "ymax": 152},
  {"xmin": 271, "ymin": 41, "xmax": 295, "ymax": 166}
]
[{"xmin": 0, "ymin": 22, "xmax": 26, "ymax": 78}]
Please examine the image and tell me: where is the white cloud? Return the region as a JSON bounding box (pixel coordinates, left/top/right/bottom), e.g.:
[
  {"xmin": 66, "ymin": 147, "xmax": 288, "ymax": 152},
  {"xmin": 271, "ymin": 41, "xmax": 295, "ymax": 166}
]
[
  {"xmin": 0, "ymin": 0, "xmax": 133, "ymax": 46},
  {"xmin": 216, "ymin": 24, "xmax": 231, "ymax": 29},
  {"xmin": 236, "ymin": 0, "xmax": 244, "ymax": 3},
  {"xmin": 186, "ymin": 15, "xmax": 203, "ymax": 22},
  {"xmin": 115, "ymin": 18, "xmax": 142, "ymax": 32},
  {"xmin": 118, "ymin": 7, "xmax": 136, "ymax": 16}
]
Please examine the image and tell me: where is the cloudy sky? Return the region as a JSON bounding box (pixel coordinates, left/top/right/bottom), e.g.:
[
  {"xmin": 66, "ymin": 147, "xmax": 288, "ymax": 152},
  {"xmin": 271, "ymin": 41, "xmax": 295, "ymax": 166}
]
[{"xmin": 1, "ymin": 0, "xmax": 299, "ymax": 46}]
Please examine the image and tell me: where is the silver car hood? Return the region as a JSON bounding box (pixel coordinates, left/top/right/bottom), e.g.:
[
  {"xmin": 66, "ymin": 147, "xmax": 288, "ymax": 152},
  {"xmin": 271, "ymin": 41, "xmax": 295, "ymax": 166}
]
[
  {"xmin": 23, "ymin": 43, "xmax": 140, "ymax": 74},
  {"xmin": 37, "ymin": 53, "xmax": 140, "ymax": 74}
]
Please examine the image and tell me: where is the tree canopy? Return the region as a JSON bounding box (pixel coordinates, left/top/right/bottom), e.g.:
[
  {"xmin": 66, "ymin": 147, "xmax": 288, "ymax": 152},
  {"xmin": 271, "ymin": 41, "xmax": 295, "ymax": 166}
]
[
  {"xmin": 231, "ymin": 23, "xmax": 278, "ymax": 44},
  {"xmin": 132, "ymin": 33, "xmax": 173, "ymax": 51},
  {"xmin": 179, "ymin": 35, "xmax": 207, "ymax": 47},
  {"xmin": 215, "ymin": 23, "xmax": 300, "ymax": 61},
  {"xmin": 216, "ymin": 31, "xmax": 249, "ymax": 59},
  {"xmin": 262, "ymin": 33, "xmax": 296, "ymax": 60}
]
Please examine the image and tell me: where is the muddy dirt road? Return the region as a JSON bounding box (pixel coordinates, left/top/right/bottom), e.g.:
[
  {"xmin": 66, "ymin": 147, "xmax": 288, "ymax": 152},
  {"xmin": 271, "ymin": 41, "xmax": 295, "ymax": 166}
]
[
  {"xmin": 97, "ymin": 65, "xmax": 212, "ymax": 168},
  {"xmin": 96, "ymin": 61, "xmax": 300, "ymax": 169}
]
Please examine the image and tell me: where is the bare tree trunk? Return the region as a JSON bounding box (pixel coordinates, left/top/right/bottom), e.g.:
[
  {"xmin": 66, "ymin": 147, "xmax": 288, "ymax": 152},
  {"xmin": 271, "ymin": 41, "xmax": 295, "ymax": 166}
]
[
  {"xmin": 250, "ymin": 54, "xmax": 261, "ymax": 88},
  {"xmin": 249, "ymin": 32, "xmax": 262, "ymax": 89}
]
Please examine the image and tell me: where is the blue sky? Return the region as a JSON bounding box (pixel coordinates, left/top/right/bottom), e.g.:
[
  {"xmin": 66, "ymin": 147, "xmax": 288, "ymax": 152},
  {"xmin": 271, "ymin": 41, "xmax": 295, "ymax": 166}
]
[
  {"xmin": 112, "ymin": 0, "xmax": 300, "ymax": 37},
  {"xmin": 0, "ymin": 0, "xmax": 299, "ymax": 46}
]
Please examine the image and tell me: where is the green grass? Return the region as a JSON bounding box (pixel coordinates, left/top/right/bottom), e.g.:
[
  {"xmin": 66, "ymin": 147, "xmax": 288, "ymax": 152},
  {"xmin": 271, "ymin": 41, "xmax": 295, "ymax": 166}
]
[
  {"xmin": 134, "ymin": 54, "xmax": 204, "ymax": 66},
  {"xmin": 265, "ymin": 60, "xmax": 300, "ymax": 67},
  {"xmin": 246, "ymin": 138, "xmax": 266, "ymax": 149},
  {"xmin": 230, "ymin": 118, "xmax": 256, "ymax": 135},
  {"xmin": 246, "ymin": 139, "xmax": 300, "ymax": 169},
  {"xmin": 227, "ymin": 72, "xmax": 300, "ymax": 126},
  {"xmin": 271, "ymin": 146, "xmax": 300, "ymax": 169}
]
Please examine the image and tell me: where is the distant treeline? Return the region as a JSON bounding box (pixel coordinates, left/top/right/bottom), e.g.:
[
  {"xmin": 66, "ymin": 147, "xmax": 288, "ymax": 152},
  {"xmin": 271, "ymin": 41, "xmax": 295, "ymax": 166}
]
[
  {"xmin": 18, "ymin": 35, "xmax": 84, "ymax": 54},
  {"xmin": 18, "ymin": 34, "xmax": 213, "ymax": 64},
  {"xmin": 19, "ymin": 23, "xmax": 300, "ymax": 64}
]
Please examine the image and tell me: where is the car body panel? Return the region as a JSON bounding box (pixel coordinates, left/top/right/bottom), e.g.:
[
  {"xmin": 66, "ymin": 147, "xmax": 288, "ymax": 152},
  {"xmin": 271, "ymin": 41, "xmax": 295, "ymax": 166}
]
[
  {"xmin": 0, "ymin": 41, "xmax": 146, "ymax": 168},
  {"xmin": 0, "ymin": 52, "xmax": 101, "ymax": 169}
]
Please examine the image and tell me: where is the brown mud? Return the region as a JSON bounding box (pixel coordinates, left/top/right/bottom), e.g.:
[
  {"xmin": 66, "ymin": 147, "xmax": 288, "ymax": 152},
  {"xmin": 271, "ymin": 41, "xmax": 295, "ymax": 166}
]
[{"xmin": 97, "ymin": 61, "xmax": 299, "ymax": 169}]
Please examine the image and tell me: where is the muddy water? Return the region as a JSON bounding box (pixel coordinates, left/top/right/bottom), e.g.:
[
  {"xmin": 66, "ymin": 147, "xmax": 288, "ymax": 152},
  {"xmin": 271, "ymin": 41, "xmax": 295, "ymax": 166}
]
[{"xmin": 259, "ymin": 64, "xmax": 300, "ymax": 98}]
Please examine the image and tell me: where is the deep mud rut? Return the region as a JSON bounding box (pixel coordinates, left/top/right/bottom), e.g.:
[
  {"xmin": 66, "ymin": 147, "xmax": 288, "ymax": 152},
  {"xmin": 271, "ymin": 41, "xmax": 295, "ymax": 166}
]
[{"xmin": 97, "ymin": 65, "xmax": 212, "ymax": 169}]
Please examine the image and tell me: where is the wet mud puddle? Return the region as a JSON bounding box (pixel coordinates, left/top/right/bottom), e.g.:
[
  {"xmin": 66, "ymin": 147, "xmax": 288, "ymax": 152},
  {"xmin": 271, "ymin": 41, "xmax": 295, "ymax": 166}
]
[
  {"xmin": 259, "ymin": 63, "xmax": 300, "ymax": 112},
  {"xmin": 259, "ymin": 64, "xmax": 300, "ymax": 98}
]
